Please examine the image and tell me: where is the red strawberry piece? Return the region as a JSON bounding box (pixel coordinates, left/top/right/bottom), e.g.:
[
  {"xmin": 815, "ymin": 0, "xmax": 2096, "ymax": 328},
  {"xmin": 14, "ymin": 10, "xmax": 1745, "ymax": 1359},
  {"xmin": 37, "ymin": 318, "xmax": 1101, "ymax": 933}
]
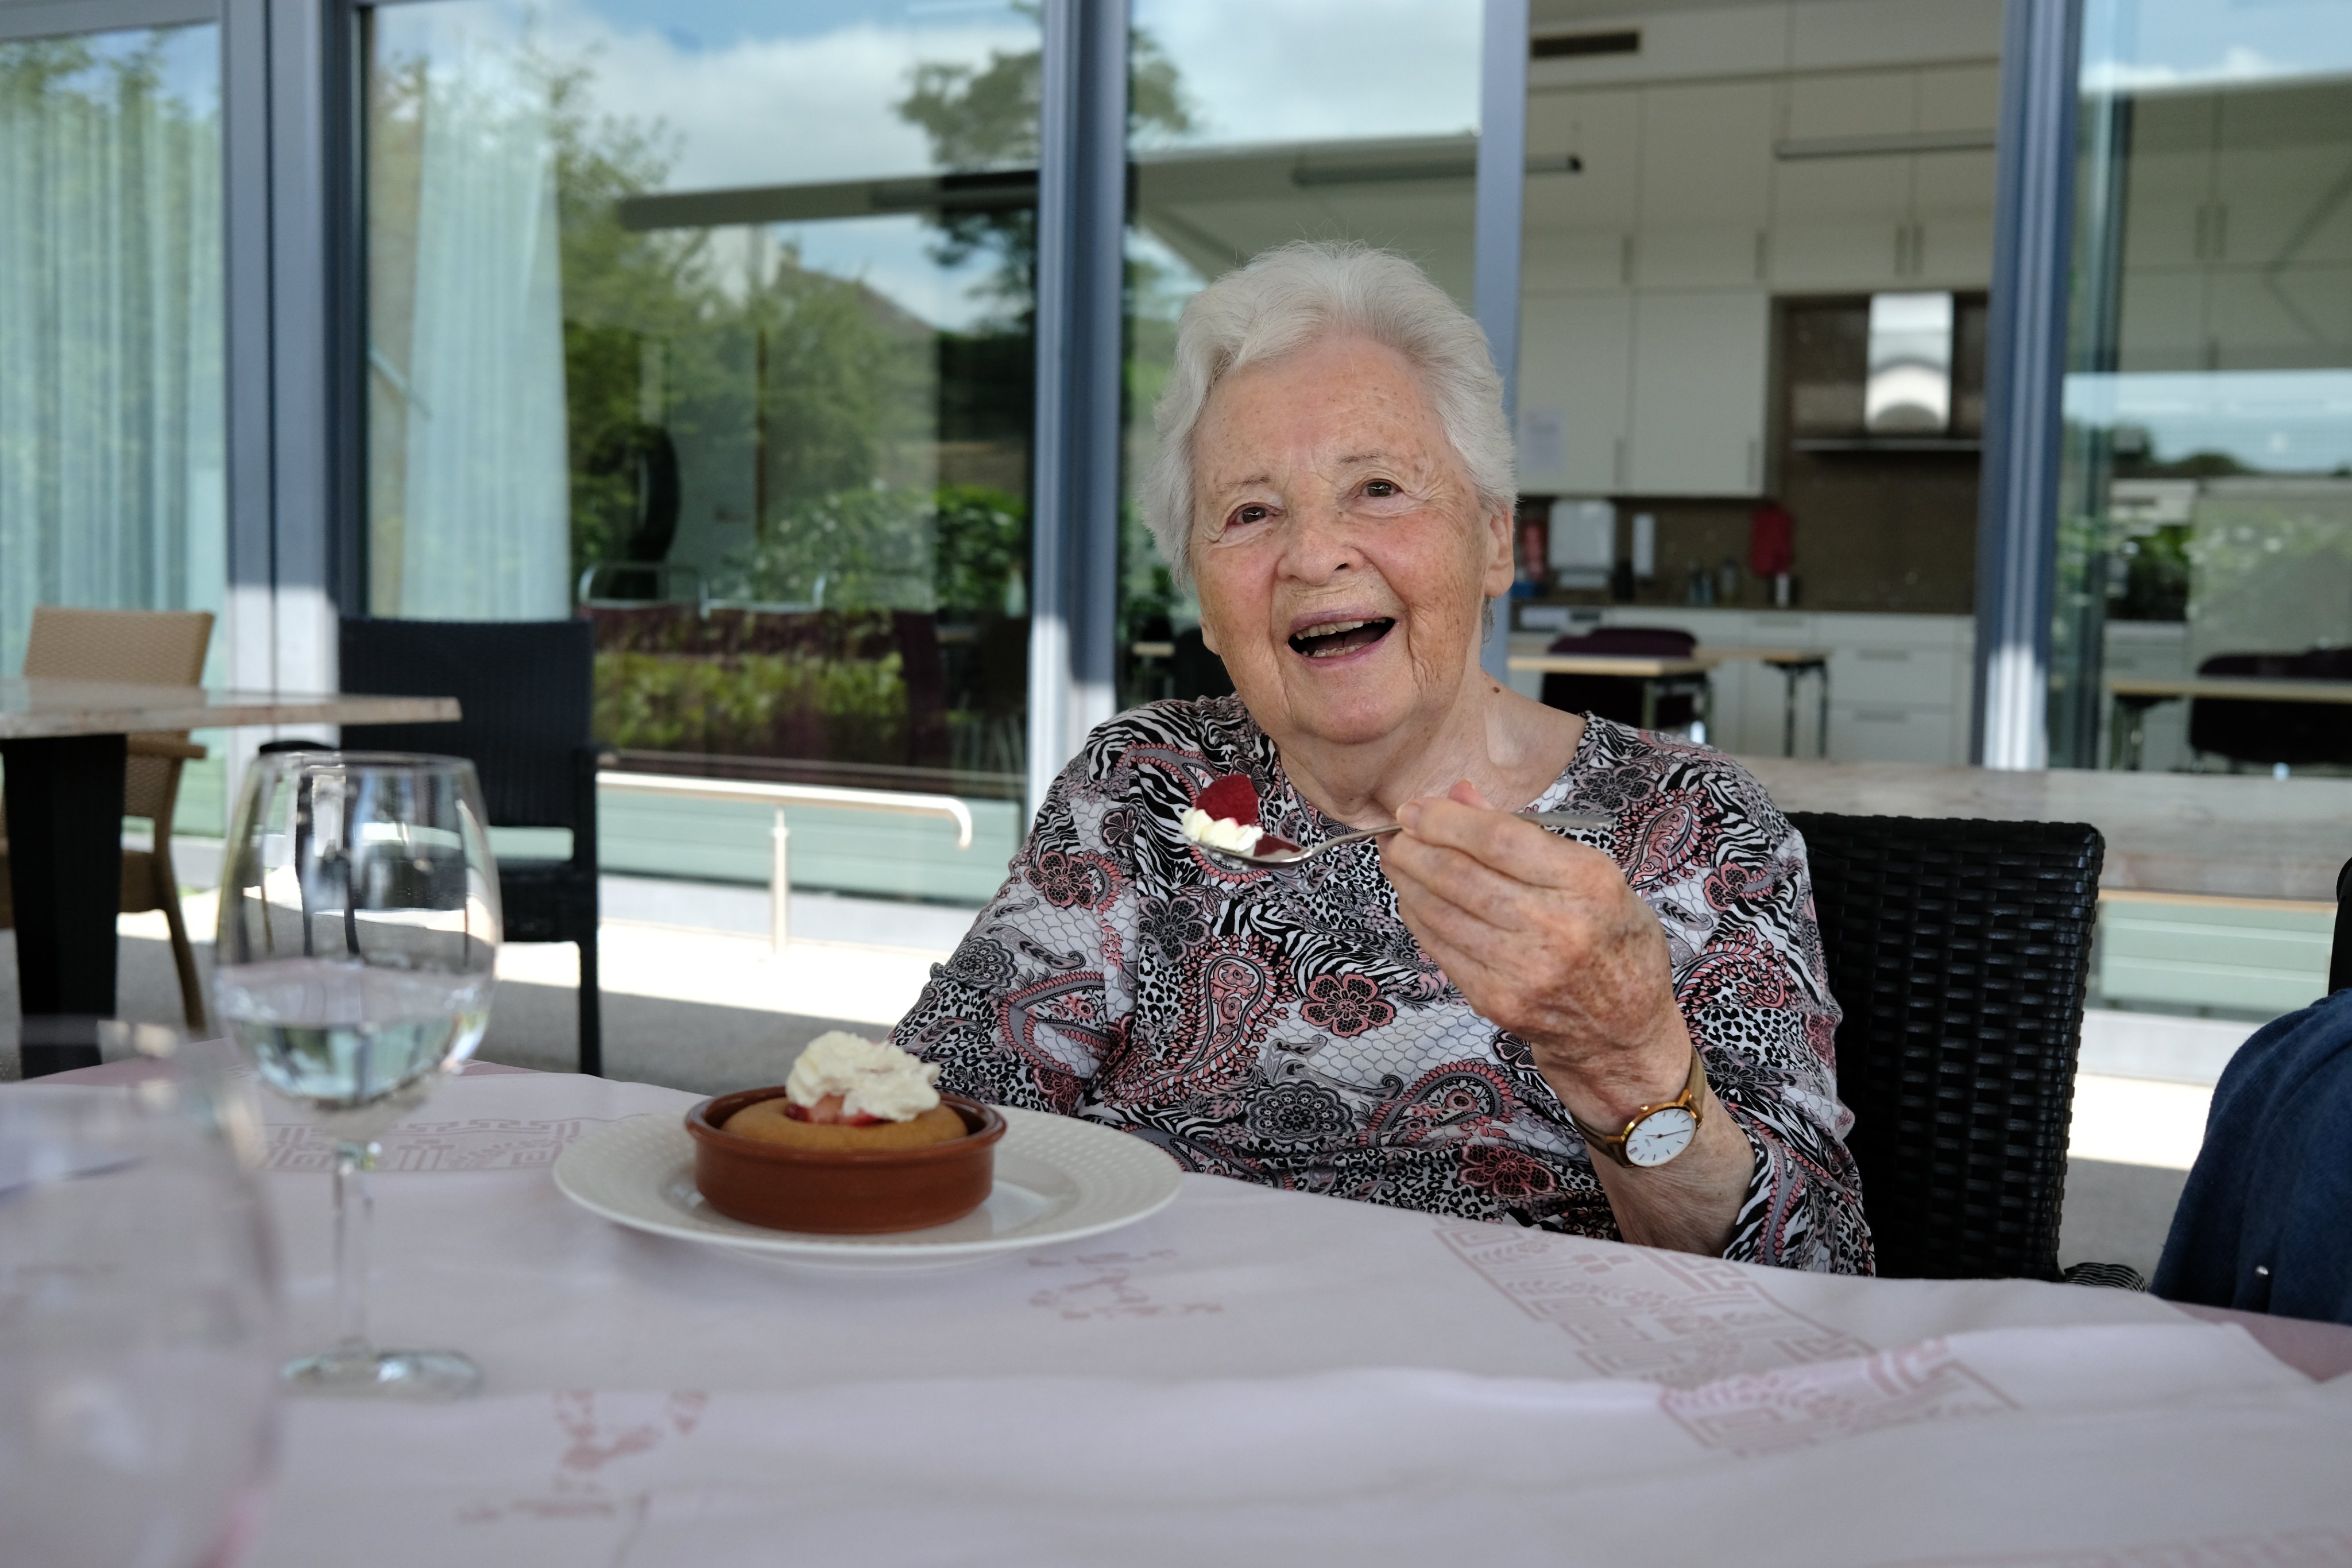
[
  {"xmin": 782, "ymin": 1093, "xmax": 885, "ymax": 1126},
  {"xmin": 1193, "ymin": 773, "xmax": 1260, "ymax": 827},
  {"xmin": 1255, "ymin": 834, "xmax": 1302, "ymax": 855}
]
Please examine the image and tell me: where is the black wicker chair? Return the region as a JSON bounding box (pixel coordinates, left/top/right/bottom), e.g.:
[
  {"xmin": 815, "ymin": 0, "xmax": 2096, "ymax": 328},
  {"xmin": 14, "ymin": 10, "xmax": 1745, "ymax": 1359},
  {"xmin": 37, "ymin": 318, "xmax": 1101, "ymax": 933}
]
[
  {"xmin": 335, "ymin": 618, "xmax": 607, "ymax": 1076},
  {"xmin": 1790, "ymin": 813, "xmax": 2105, "ymax": 1280}
]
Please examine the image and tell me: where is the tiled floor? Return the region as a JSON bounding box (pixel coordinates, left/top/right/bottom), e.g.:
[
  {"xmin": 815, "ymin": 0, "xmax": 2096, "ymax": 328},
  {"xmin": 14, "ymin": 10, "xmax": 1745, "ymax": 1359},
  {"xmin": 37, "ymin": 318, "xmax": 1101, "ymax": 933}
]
[{"xmin": 1, "ymin": 879, "xmax": 2243, "ymax": 1278}]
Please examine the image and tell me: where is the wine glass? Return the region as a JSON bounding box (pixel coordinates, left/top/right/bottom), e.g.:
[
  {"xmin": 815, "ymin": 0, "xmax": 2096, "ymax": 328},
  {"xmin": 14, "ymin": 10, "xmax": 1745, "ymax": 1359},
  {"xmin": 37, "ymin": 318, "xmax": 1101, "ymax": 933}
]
[
  {"xmin": 0, "ymin": 1048, "xmax": 280, "ymax": 1567},
  {"xmin": 214, "ymin": 750, "xmax": 501, "ymax": 1399}
]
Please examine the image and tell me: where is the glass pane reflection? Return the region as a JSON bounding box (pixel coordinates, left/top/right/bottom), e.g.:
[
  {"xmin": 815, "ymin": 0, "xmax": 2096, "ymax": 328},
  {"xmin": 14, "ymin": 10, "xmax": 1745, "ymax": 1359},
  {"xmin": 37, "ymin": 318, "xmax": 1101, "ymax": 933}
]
[
  {"xmin": 0, "ymin": 24, "xmax": 227, "ymax": 832},
  {"xmin": 1118, "ymin": 0, "xmax": 1482, "ymax": 710},
  {"xmin": 365, "ymin": 1, "xmax": 1040, "ymax": 809},
  {"xmin": 2052, "ymin": 0, "xmax": 2352, "ymax": 773}
]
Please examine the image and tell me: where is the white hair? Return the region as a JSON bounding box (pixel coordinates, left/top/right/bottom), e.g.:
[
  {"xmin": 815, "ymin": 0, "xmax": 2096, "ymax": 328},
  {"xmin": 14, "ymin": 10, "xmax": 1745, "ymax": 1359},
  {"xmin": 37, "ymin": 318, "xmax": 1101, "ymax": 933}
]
[{"xmin": 1140, "ymin": 241, "xmax": 1517, "ymax": 589}]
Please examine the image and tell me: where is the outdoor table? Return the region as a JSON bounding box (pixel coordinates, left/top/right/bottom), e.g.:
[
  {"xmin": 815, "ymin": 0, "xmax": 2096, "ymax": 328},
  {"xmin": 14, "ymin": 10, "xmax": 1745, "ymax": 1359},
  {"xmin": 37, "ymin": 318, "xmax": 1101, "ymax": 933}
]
[
  {"xmin": 0, "ymin": 679, "xmax": 459, "ymax": 1075},
  {"xmin": 2105, "ymin": 673, "xmax": 2352, "ymax": 770},
  {"xmin": 24, "ymin": 1059, "xmax": 2352, "ymax": 1565},
  {"xmin": 1508, "ymin": 647, "xmax": 1833, "ymax": 754}
]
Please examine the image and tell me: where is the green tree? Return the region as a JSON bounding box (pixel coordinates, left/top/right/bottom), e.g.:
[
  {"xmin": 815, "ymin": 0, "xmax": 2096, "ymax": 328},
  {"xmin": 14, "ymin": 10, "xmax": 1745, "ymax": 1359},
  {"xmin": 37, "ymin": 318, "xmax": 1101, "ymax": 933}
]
[{"xmin": 895, "ymin": 11, "xmax": 1194, "ymax": 324}]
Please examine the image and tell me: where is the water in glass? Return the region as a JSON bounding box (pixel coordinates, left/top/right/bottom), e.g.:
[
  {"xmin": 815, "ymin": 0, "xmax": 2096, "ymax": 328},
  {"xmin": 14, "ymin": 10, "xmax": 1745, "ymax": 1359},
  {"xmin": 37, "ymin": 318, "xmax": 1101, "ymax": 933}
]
[{"xmin": 215, "ymin": 750, "xmax": 501, "ymax": 1398}]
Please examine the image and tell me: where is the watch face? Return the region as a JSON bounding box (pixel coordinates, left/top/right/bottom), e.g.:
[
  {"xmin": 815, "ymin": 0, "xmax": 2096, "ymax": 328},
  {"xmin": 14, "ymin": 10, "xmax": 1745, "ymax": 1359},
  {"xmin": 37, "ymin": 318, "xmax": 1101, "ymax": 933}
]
[{"xmin": 1623, "ymin": 1106, "xmax": 1698, "ymax": 1167}]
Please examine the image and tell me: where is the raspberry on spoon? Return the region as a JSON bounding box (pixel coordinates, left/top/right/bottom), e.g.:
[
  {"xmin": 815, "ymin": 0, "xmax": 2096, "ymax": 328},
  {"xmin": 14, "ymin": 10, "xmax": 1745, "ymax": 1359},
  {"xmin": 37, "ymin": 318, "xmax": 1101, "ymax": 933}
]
[{"xmin": 1193, "ymin": 773, "xmax": 1260, "ymax": 826}]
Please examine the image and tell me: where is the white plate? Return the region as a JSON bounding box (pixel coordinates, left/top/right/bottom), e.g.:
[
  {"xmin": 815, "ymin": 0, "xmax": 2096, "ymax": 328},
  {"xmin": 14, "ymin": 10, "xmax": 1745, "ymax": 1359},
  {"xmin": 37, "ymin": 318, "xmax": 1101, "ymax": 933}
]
[{"xmin": 554, "ymin": 1106, "xmax": 1183, "ymax": 1271}]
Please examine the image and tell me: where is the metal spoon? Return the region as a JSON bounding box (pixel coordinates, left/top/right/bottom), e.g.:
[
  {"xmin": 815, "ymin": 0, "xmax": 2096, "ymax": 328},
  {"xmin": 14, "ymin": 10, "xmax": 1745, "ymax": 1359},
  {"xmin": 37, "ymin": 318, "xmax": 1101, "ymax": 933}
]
[{"xmin": 1197, "ymin": 808, "xmax": 1615, "ymax": 869}]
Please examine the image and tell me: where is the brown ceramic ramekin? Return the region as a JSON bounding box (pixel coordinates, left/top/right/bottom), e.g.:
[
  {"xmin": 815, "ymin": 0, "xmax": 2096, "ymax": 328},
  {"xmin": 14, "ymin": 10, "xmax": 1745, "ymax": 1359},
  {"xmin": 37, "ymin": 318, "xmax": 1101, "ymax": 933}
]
[{"xmin": 685, "ymin": 1088, "xmax": 1006, "ymax": 1234}]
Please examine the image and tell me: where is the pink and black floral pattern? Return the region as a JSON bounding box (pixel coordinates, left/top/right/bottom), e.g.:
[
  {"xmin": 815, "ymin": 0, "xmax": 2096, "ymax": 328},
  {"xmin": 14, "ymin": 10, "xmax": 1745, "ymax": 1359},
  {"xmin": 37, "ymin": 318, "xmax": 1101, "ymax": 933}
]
[{"xmin": 894, "ymin": 697, "xmax": 1873, "ymax": 1274}]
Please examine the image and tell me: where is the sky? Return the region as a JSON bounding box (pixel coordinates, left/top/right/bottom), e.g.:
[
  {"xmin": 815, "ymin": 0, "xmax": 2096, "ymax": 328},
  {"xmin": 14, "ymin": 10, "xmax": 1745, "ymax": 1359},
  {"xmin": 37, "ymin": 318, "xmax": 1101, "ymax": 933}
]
[
  {"xmin": 53, "ymin": 22, "xmax": 220, "ymax": 117},
  {"xmin": 2081, "ymin": 0, "xmax": 2352, "ymax": 90},
  {"xmin": 2065, "ymin": 369, "xmax": 2352, "ymax": 474},
  {"xmin": 370, "ymin": 0, "xmax": 1483, "ymax": 332}
]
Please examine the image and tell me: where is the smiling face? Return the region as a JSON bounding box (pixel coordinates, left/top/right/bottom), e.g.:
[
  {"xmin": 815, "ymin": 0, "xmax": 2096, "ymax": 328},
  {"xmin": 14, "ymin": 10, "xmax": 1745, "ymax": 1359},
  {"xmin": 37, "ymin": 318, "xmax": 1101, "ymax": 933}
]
[{"xmin": 1188, "ymin": 333, "xmax": 1513, "ymax": 754}]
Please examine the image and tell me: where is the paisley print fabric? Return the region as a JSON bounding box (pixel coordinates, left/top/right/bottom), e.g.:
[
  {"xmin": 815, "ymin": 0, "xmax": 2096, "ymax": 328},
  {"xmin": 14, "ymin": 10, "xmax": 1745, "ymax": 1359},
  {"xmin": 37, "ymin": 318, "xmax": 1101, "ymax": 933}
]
[{"xmin": 893, "ymin": 697, "xmax": 1873, "ymax": 1274}]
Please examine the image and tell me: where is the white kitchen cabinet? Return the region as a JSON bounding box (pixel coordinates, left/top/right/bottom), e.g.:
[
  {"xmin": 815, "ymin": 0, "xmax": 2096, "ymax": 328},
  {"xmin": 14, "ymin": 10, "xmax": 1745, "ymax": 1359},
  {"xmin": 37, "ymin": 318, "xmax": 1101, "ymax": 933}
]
[
  {"xmin": 1765, "ymin": 66, "xmax": 1997, "ymax": 293},
  {"xmin": 1916, "ymin": 64, "xmax": 2000, "ymax": 134},
  {"xmin": 1784, "ymin": 69, "xmax": 1916, "ymax": 141},
  {"xmin": 1517, "ymin": 291, "xmax": 1633, "ymax": 494},
  {"xmin": 1626, "ymin": 291, "xmax": 1770, "ymax": 496},
  {"xmin": 1635, "ymin": 82, "xmax": 1771, "ymax": 290},
  {"xmin": 1561, "ymin": 609, "xmax": 1975, "ymax": 762},
  {"xmin": 1912, "ymin": 148, "xmax": 1997, "ymax": 284},
  {"xmin": 1526, "ymin": 87, "xmax": 1641, "ymax": 231},
  {"xmin": 2117, "ymin": 265, "xmax": 2205, "ymax": 371},
  {"xmin": 1639, "ymin": 81, "xmax": 1774, "ymax": 229},
  {"xmin": 1828, "ymin": 701, "xmax": 1959, "ymax": 763}
]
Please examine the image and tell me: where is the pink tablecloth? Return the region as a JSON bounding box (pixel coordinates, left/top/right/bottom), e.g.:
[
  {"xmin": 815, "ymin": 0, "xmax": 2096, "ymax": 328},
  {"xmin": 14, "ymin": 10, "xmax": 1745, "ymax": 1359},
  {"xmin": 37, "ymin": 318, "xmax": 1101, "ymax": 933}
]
[{"xmin": 18, "ymin": 1061, "xmax": 2352, "ymax": 1566}]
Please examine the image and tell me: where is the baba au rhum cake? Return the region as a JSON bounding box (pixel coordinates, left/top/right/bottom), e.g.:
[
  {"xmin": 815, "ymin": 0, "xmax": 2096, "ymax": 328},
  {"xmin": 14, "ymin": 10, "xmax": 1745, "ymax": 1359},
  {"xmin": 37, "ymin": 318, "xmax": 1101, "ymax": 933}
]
[
  {"xmin": 688, "ymin": 1032, "xmax": 1007, "ymax": 1233},
  {"xmin": 722, "ymin": 1031, "xmax": 965, "ymax": 1150}
]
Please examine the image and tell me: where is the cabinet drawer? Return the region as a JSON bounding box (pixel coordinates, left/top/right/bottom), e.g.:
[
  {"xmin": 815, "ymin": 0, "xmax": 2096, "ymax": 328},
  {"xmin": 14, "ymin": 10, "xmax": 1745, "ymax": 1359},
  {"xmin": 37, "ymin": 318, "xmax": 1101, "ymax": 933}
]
[
  {"xmin": 1829, "ymin": 703, "xmax": 1960, "ymax": 764},
  {"xmin": 1828, "ymin": 644, "xmax": 1954, "ymax": 704}
]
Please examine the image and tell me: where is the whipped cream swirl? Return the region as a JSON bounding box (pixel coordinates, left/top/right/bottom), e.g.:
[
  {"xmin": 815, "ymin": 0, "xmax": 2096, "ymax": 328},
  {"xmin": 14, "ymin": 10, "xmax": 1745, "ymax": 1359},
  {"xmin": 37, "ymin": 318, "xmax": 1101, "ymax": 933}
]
[
  {"xmin": 1180, "ymin": 807, "xmax": 1264, "ymax": 854},
  {"xmin": 784, "ymin": 1031, "xmax": 943, "ymax": 1122}
]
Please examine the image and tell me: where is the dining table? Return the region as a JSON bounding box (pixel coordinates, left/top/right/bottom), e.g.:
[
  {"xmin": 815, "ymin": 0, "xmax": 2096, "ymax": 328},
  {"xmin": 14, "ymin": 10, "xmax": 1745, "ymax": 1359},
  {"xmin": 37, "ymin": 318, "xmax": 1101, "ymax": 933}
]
[
  {"xmin": 25, "ymin": 1054, "xmax": 2352, "ymax": 1567},
  {"xmin": 0, "ymin": 678, "xmax": 459, "ymax": 1077},
  {"xmin": 1508, "ymin": 646, "xmax": 1835, "ymax": 755}
]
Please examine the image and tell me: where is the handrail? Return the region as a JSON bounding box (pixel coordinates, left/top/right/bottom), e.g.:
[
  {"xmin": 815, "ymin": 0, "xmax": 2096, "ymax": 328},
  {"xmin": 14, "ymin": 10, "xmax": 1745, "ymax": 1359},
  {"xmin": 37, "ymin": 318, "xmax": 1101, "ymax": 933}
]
[
  {"xmin": 597, "ymin": 771, "xmax": 973, "ymax": 847},
  {"xmin": 575, "ymin": 562, "xmax": 711, "ymax": 617},
  {"xmin": 596, "ymin": 770, "xmax": 977, "ymax": 951}
]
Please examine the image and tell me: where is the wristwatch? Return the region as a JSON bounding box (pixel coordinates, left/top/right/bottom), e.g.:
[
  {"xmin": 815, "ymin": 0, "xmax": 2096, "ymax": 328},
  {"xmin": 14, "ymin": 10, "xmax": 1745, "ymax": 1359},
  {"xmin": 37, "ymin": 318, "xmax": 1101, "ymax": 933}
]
[{"xmin": 1568, "ymin": 1048, "xmax": 1709, "ymax": 1169}]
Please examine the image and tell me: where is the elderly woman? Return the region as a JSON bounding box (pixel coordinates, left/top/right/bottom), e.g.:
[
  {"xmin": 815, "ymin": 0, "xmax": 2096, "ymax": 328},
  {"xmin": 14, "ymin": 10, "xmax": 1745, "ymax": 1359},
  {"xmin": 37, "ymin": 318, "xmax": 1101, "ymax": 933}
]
[{"xmin": 895, "ymin": 242, "xmax": 1870, "ymax": 1272}]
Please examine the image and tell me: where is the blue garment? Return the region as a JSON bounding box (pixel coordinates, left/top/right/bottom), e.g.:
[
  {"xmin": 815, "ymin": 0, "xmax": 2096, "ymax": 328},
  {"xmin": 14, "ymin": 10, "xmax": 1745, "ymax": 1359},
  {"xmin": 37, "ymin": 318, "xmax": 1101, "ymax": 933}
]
[{"xmin": 2152, "ymin": 988, "xmax": 2352, "ymax": 1325}]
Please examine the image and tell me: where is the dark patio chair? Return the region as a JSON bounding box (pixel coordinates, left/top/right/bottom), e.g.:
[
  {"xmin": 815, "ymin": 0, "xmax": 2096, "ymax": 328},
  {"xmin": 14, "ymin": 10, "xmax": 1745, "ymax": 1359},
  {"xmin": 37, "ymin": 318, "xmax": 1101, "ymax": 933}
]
[
  {"xmin": 1169, "ymin": 625, "xmax": 1235, "ymax": 703},
  {"xmin": 2188, "ymin": 647, "xmax": 2352, "ymax": 771},
  {"xmin": 1539, "ymin": 626, "xmax": 1706, "ymax": 733},
  {"xmin": 334, "ymin": 618, "xmax": 607, "ymax": 1076},
  {"xmin": 1791, "ymin": 812, "xmax": 2105, "ymax": 1280}
]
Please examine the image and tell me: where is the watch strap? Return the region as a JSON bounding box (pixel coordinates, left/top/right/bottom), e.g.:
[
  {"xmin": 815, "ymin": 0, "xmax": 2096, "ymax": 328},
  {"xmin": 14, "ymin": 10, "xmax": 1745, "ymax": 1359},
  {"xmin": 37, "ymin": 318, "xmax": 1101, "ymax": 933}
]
[{"xmin": 1569, "ymin": 1048, "xmax": 1708, "ymax": 1168}]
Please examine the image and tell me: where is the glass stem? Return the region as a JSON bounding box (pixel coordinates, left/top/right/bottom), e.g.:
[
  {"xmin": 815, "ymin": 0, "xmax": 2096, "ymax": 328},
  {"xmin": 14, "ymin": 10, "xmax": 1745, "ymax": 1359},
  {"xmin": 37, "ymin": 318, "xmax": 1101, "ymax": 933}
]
[{"xmin": 331, "ymin": 1140, "xmax": 380, "ymax": 1357}]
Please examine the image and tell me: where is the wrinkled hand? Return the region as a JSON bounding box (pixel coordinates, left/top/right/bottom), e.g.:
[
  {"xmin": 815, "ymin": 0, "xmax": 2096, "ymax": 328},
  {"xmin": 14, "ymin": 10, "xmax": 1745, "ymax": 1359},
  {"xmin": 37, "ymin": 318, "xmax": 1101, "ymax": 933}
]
[{"xmin": 1384, "ymin": 781, "xmax": 1693, "ymax": 1128}]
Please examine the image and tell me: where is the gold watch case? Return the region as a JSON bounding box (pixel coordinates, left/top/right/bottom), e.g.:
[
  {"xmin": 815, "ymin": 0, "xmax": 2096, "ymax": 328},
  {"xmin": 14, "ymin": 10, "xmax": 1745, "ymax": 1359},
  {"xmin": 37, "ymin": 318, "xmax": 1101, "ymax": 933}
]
[{"xmin": 1570, "ymin": 1049, "xmax": 1709, "ymax": 1169}]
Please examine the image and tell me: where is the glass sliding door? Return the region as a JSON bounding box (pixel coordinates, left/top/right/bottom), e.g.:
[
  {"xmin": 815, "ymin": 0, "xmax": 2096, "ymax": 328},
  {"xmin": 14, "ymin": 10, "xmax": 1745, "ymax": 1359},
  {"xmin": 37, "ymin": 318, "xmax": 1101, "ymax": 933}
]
[
  {"xmin": 0, "ymin": 21, "xmax": 227, "ymax": 827},
  {"xmin": 1117, "ymin": 0, "xmax": 1483, "ymax": 709},
  {"xmin": 2052, "ymin": 0, "xmax": 2352, "ymax": 779},
  {"xmin": 1509, "ymin": 3, "xmax": 2005, "ymax": 764},
  {"xmin": 362, "ymin": 0, "xmax": 1040, "ymax": 899}
]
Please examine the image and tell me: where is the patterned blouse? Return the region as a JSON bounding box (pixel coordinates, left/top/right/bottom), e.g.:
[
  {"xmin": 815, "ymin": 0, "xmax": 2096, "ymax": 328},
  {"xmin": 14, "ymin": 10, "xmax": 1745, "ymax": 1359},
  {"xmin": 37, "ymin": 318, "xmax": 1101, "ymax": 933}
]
[{"xmin": 893, "ymin": 697, "xmax": 1874, "ymax": 1274}]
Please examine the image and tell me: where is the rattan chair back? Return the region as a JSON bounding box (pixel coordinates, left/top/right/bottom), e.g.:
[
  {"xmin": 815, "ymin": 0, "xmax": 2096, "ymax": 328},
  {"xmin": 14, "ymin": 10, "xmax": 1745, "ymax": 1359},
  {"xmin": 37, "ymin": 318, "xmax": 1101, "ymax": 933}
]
[{"xmin": 1790, "ymin": 812, "xmax": 2105, "ymax": 1280}]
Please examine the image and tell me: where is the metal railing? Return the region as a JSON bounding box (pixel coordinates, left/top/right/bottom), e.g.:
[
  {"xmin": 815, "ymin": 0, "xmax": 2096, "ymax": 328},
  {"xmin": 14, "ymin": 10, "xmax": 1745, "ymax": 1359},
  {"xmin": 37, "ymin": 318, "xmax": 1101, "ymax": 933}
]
[
  {"xmin": 575, "ymin": 562, "xmax": 711, "ymax": 615},
  {"xmin": 597, "ymin": 771, "xmax": 976, "ymax": 952}
]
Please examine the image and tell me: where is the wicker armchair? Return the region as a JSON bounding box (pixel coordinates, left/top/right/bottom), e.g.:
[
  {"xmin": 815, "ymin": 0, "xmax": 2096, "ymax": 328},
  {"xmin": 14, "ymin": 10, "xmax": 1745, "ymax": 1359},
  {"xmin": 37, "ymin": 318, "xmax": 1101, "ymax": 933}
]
[
  {"xmin": 332, "ymin": 618, "xmax": 606, "ymax": 1076},
  {"xmin": 1790, "ymin": 813, "xmax": 2105, "ymax": 1280},
  {"xmin": 0, "ymin": 606, "xmax": 215, "ymax": 1031}
]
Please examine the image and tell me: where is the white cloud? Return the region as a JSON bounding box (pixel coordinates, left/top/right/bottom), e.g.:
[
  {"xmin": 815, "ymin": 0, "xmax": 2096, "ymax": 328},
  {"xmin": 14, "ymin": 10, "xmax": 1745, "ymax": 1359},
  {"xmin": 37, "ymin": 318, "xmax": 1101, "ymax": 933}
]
[
  {"xmin": 2079, "ymin": 0, "xmax": 2352, "ymax": 94},
  {"xmin": 1134, "ymin": 0, "xmax": 1481, "ymax": 148},
  {"xmin": 374, "ymin": 0, "xmax": 1038, "ymax": 326},
  {"xmin": 378, "ymin": 0, "xmax": 1034, "ymax": 192},
  {"xmin": 2080, "ymin": 44, "xmax": 2302, "ymax": 92}
]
